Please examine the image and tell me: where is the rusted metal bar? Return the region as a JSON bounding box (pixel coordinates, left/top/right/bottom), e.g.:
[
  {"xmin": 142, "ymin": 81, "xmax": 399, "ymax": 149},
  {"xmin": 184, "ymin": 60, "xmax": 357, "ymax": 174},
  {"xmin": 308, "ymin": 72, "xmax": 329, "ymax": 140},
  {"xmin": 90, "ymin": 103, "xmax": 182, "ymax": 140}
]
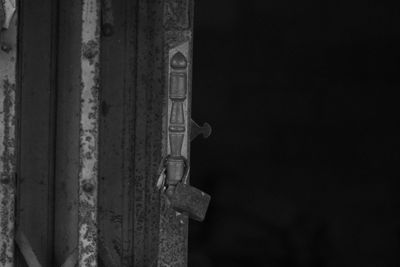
[
  {"xmin": 79, "ymin": 0, "xmax": 101, "ymax": 266},
  {"xmin": 158, "ymin": 0, "xmax": 194, "ymax": 266},
  {"xmin": 0, "ymin": 1, "xmax": 17, "ymax": 265}
]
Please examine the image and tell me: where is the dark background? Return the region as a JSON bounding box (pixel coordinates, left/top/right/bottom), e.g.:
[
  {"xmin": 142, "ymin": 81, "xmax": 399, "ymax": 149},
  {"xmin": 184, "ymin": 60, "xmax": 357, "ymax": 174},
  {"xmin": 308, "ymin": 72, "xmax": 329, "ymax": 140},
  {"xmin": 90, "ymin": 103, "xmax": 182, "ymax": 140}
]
[{"xmin": 189, "ymin": 0, "xmax": 400, "ymax": 266}]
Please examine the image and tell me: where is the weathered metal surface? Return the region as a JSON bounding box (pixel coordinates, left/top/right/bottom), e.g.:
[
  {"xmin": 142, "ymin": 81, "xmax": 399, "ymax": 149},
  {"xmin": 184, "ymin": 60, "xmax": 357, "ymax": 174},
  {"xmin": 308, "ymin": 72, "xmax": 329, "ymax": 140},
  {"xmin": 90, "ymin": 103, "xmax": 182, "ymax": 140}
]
[
  {"xmin": 158, "ymin": 0, "xmax": 194, "ymax": 266},
  {"xmin": 0, "ymin": 4, "xmax": 16, "ymax": 265},
  {"xmin": 79, "ymin": 0, "xmax": 100, "ymax": 266}
]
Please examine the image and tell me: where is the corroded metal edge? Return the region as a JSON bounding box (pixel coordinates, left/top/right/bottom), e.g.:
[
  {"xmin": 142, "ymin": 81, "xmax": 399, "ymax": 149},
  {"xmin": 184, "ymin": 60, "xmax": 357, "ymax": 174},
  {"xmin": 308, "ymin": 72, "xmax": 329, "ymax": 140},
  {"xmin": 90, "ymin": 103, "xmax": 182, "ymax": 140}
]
[
  {"xmin": 0, "ymin": 8, "xmax": 16, "ymax": 267},
  {"xmin": 159, "ymin": 0, "xmax": 193, "ymax": 266},
  {"xmin": 79, "ymin": 0, "xmax": 100, "ymax": 266}
]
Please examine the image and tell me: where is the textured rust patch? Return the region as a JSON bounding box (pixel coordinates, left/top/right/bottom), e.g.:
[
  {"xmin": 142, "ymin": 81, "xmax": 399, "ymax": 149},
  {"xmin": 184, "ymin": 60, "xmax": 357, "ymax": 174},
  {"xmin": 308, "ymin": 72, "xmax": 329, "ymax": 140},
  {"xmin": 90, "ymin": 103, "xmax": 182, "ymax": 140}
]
[
  {"xmin": 0, "ymin": 8, "xmax": 16, "ymax": 266},
  {"xmin": 0, "ymin": 79, "xmax": 16, "ymax": 267},
  {"xmin": 79, "ymin": 0, "xmax": 100, "ymax": 266}
]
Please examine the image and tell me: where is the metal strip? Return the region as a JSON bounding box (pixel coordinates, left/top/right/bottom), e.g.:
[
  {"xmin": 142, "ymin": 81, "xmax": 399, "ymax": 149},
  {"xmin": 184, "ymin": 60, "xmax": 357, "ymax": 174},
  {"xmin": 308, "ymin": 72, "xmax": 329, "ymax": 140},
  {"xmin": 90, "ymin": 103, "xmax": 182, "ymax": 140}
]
[
  {"xmin": 79, "ymin": 0, "xmax": 100, "ymax": 266},
  {"xmin": 0, "ymin": 4, "xmax": 17, "ymax": 266},
  {"xmin": 159, "ymin": 0, "xmax": 193, "ymax": 266}
]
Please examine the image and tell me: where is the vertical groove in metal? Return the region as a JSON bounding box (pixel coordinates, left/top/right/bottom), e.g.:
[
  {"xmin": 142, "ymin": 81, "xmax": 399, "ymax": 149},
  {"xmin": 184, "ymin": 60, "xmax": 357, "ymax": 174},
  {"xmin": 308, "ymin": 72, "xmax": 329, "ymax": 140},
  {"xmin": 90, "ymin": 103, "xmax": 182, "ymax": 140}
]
[
  {"xmin": 79, "ymin": 0, "xmax": 100, "ymax": 266},
  {"xmin": 121, "ymin": 1, "xmax": 137, "ymax": 265},
  {"xmin": 159, "ymin": 0, "xmax": 194, "ymax": 266},
  {"xmin": 0, "ymin": 5, "xmax": 17, "ymax": 266}
]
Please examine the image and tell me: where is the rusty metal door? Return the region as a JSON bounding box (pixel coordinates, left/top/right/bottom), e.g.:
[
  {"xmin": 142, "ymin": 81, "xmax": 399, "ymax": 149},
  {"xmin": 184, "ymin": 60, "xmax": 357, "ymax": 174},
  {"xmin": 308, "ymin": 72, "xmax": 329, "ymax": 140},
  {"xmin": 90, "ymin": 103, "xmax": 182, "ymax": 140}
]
[{"xmin": 0, "ymin": 0, "xmax": 207, "ymax": 266}]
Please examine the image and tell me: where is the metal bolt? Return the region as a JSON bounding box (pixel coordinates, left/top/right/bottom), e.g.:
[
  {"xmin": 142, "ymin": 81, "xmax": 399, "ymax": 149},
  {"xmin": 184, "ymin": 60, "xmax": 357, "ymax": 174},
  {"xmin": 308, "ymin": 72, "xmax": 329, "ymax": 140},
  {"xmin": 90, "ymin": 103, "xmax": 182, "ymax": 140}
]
[{"xmin": 82, "ymin": 182, "xmax": 95, "ymax": 194}]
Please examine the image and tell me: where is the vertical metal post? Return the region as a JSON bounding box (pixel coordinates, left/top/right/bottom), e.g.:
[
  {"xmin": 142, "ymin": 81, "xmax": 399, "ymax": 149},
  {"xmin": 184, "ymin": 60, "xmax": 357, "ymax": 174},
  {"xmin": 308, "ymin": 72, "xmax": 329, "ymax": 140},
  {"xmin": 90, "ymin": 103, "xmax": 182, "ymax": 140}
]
[
  {"xmin": 0, "ymin": 1, "xmax": 17, "ymax": 266},
  {"xmin": 79, "ymin": 0, "xmax": 100, "ymax": 266},
  {"xmin": 159, "ymin": 0, "xmax": 194, "ymax": 266}
]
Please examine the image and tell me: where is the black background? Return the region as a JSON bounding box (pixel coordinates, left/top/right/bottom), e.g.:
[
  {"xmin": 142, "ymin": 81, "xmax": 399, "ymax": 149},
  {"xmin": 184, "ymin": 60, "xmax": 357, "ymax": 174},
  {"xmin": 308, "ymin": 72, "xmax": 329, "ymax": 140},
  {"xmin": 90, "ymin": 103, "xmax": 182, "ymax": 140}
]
[{"xmin": 189, "ymin": 0, "xmax": 400, "ymax": 266}]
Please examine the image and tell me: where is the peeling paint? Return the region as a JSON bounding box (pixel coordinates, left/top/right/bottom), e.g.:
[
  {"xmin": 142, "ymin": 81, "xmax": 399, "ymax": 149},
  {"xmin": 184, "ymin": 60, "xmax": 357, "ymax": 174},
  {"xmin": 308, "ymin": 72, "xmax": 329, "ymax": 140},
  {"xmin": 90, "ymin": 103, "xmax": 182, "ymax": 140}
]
[
  {"xmin": 0, "ymin": 7, "xmax": 16, "ymax": 267},
  {"xmin": 79, "ymin": 0, "xmax": 100, "ymax": 266}
]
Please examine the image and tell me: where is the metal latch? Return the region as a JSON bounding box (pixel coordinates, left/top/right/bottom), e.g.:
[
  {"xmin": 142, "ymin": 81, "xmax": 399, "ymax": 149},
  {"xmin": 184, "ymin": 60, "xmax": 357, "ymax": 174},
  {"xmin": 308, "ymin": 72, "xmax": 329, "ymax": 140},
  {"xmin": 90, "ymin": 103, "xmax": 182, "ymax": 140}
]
[{"xmin": 160, "ymin": 45, "xmax": 212, "ymax": 222}]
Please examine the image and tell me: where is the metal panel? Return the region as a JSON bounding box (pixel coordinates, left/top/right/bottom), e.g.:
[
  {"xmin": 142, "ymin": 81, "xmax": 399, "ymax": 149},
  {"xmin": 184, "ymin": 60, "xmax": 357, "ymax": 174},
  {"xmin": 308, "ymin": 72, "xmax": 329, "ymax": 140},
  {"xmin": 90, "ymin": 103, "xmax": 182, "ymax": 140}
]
[{"xmin": 0, "ymin": 2, "xmax": 17, "ymax": 266}]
